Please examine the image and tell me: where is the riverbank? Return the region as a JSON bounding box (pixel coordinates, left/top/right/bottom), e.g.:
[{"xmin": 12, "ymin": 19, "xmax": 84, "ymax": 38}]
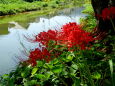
[
  {"xmin": 0, "ymin": 0, "xmax": 62, "ymax": 16},
  {"xmin": 0, "ymin": 4, "xmax": 74, "ymax": 24},
  {"xmin": 0, "ymin": 0, "xmax": 82, "ymax": 17},
  {"xmin": 0, "ymin": 0, "xmax": 83, "ymax": 24},
  {"xmin": 0, "ymin": 0, "xmax": 91, "ymax": 24}
]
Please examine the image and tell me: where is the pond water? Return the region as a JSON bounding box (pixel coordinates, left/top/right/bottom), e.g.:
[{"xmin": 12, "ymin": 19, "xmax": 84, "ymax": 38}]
[{"xmin": 0, "ymin": 7, "xmax": 86, "ymax": 75}]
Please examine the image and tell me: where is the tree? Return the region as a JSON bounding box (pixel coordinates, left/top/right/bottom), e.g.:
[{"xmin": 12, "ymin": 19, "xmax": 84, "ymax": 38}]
[{"xmin": 91, "ymin": 0, "xmax": 115, "ymax": 39}]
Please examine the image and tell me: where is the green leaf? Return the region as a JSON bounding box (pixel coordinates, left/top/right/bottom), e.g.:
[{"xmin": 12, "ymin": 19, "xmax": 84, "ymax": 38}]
[
  {"xmin": 109, "ymin": 59, "xmax": 114, "ymax": 86},
  {"xmin": 21, "ymin": 68, "xmax": 31, "ymax": 78},
  {"xmin": 31, "ymin": 68, "xmax": 38, "ymax": 76},
  {"xmin": 21, "ymin": 72, "xmax": 25, "ymax": 77},
  {"xmin": 67, "ymin": 55, "xmax": 73, "ymax": 61},
  {"xmin": 66, "ymin": 53, "xmax": 74, "ymax": 62},
  {"xmin": 61, "ymin": 68, "xmax": 68, "ymax": 76},
  {"xmin": 45, "ymin": 71, "xmax": 53, "ymax": 80},
  {"xmin": 109, "ymin": 59, "xmax": 113, "ymax": 76},
  {"xmin": 72, "ymin": 78, "xmax": 80, "ymax": 86},
  {"xmin": 23, "ymin": 78, "xmax": 28, "ymax": 86},
  {"xmin": 71, "ymin": 64, "xmax": 78, "ymax": 70},
  {"xmin": 37, "ymin": 61, "xmax": 44, "ymax": 67},
  {"xmin": 92, "ymin": 72, "xmax": 101, "ymax": 80},
  {"xmin": 70, "ymin": 67, "xmax": 77, "ymax": 74},
  {"xmin": 29, "ymin": 80, "xmax": 37, "ymax": 85},
  {"xmin": 52, "ymin": 58, "xmax": 59, "ymax": 64},
  {"xmin": 44, "ymin": 63, "xmax": 53, "ymax": 69},
  {"xmin": 52, "ymin": 66, "xmax": 62, "ymax": 73},
  {"xmin": 8, "ymin": 78, "xmax": 15, "ymax": 86},
  {"xmin": 34, "ymin": 74, "xmax": 45, "ymax": 79},
  {"xmin": 2, "ymin": 74, "xmax": 9, "ymax": 79},
  {"xmin": 54, "ymin": 45, "xmax": 61, "ymax": 49}
]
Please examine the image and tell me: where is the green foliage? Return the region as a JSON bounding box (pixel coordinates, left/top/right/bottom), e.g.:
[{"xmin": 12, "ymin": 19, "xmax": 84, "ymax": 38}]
[
  {"xmin": 0, "ymin": 38, "xmax": 115, "ymax": 86},
  {"xmin": 80, "ymin": 4, "xmax": 96, "ymax": 32},
  {"xmin": 82, "ymin": 4, "xmax": 94, "ymax": 15},
  {"xmin": 0, "ymin": 0, "xmax": 76, "ymax": 16},
  {"xmin": 0, "ymin": 0, "xmax": 24, "ymax": 4},
  {"xmin": 80, "ymin": 15, "xmax": 97, "ymax": 32}
]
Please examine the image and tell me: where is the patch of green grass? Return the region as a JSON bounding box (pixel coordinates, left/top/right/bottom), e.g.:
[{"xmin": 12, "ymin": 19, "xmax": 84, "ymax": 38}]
[
  {"xmin": 0, "ymin": 0, "xmax": 71, "ymax": 16},
  {"xmin": 0, "ymin": 0, "xmax": 90, "ymax": 16},
  {"xmin": 80, "ymin": 15, "xmax": 97, "ymax": 32},
  {"xmin": 0, "ymin": 3, "xmax": 76, "ymax": 24},
  {"xmin": 82, "ymin": 4, "xmax": 94, "ymax": 15},
  {"xmin": 80, "ymin": 3, "xmax": 96, "ymax": 32}
]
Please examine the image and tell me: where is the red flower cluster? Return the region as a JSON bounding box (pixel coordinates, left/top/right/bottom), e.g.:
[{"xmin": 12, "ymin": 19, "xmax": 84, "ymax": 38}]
[
  {"xmin": 59, "ymin": 22, "xmax": 95, "ymax": 49},
  {"xmin": 34, "ymin": 30, "xmax": 58, "ymax": 46},
  {"xmin": 101, "ymin": 7, "xmax": 115, "ymax": 20},
  {"xmin": 28, "ymin": 22, "xmax": 95, "ymax": 66},
  {"xmin": 95, "ymin": 6, "xmax": 115, "ymax": 20},
  {"xmin": 28, "ymin": 48, "xmax": 51, "ymax": 66},
  {"xmin": 33, "ymin": 22, "xmax": 95, "ymax": 50}
]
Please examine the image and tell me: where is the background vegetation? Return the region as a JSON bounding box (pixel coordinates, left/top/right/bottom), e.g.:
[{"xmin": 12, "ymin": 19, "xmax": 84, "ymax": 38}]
[{"xmin": 0, "ymin": 0, "xmax": 75, "ymax": 16}]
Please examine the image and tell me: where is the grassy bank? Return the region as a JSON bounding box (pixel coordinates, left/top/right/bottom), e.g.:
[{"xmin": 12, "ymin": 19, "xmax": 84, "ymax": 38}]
[
  {"xmin": 0, "ymin": 0, "xmax": 76, "ymax": 16},
  {"xmin": 0, "ymin": 0, "xmax": 61, "ymax": 16},
  {"xmin": 0, "ymin": 4, "xmax": 72, "ymax": 24},
  {"xmin": 0, "ymin": 0, "xmax": 89, "ymax": 24},
  {"xmin": 0, "ymin": 0, "xmax": 83, "ymax": 24}
]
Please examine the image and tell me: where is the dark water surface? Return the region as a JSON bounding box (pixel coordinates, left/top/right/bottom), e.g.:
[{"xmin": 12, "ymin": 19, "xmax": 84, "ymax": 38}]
[{"xmin": 0, "ymin": 7, "xmax": 86, "ymax": 75}]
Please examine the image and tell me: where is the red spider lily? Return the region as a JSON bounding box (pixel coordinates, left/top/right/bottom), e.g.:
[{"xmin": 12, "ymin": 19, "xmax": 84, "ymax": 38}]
[
  {"xmin": 33, "ymin": 22, "xmax": 95, "ymax": 50},
  {"xmin": 58, "ymin": 22, "xmax": 95, "ymax": 50},
  {"xmin": 34, "ymin": 30, "xmax": 58, "ymax": 46},
  {"xmin": 101, "ymin": 6, "xmax": 115, "ymax": 20},
  {"xmin": 28, "ymin": 22, "xmax": 95, "ymax": 66},
  {"xmin": 28, "ymin": 48, "xmax": 51, "ymax": 66},
  {"xmin": 42, "ymin": 48, "xmax": 51, "ymax": 62}
]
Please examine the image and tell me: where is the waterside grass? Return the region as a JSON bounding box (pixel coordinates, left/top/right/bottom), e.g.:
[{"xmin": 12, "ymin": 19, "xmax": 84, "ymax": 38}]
[{"xmin": 0, "ymin": 0, "xmax": 78, "ymax": 24}]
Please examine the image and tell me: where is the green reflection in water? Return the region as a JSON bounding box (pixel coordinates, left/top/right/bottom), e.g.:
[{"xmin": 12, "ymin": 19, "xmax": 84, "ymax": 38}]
[
  {"xmin": 0, "ymin": 9, "xmax": 54, "ymax": 35},
  {"xmin": 0, "ymin": 23, "xmax": 9, "ymax": 35}
]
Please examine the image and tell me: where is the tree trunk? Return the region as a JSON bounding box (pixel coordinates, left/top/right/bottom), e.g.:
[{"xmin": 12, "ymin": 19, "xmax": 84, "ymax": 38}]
[{"xmin": 91, "ymin": 0, "xmax": 115, "ymax": 39}]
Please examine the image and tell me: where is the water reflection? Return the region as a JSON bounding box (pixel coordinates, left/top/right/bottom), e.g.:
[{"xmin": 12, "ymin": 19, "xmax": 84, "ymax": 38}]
[
  {"xmin": 0, "ymin": 23, "xmax": 9, "ymax": 35},
  {"xmin": 0, "ymin": 7, "xmax": 86, "ymax": 75}
]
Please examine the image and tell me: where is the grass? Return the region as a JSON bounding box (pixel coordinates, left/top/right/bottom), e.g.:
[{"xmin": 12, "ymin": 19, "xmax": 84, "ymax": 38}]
[
  {"xmin": 0, "ymin": 0, "xmax": 81, "ymax": 24},
  {"xmin": 0, "ymin": 3, "xmax": 76, "ymax": 24},
  {"xmin": 0, "ymin": 0, "xmax": 90, "ymax": 24},
  {"xmin": 80, "ymin": 4, "xmax": 97, "ymax": 32},
  {"xmin": 0, "ymin": 0, "xmax": 77, "ymax": 16}
]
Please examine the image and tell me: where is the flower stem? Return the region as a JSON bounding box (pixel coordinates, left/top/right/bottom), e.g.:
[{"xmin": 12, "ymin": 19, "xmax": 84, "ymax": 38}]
[{"xmin": 110, "ymin": 18, "xmax": 115, "ymax": 32}]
